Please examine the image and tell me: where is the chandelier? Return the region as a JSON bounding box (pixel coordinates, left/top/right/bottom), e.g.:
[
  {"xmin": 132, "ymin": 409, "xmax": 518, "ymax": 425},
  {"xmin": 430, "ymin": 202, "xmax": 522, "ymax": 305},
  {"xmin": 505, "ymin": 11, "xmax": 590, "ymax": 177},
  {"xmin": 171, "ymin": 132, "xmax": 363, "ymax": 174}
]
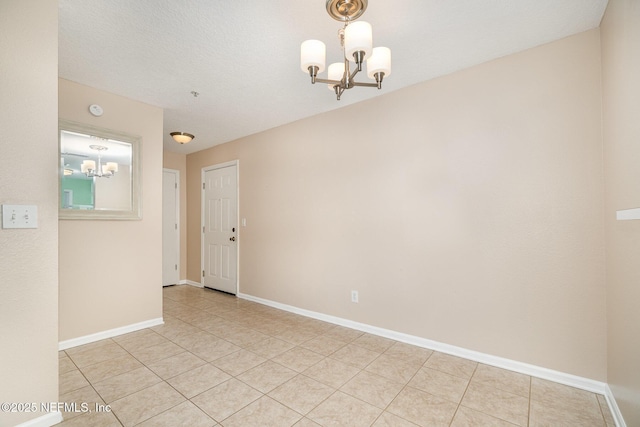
[
  {"xmin": 80, "ymin": 145, "xmax": 118, "ymax": 178},
  {"xmin": 301, "ymin": 0, "xmax": 391, "ymax": 100}
]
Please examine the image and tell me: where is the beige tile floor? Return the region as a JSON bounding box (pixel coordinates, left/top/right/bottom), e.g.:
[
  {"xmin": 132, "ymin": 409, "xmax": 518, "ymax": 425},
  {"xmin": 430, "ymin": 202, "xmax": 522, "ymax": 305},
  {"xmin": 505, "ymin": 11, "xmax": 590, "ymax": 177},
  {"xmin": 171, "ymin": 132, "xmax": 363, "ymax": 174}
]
[{"xmin": 58, "ymin": 285, "xmax": 616, "ymax": 427}]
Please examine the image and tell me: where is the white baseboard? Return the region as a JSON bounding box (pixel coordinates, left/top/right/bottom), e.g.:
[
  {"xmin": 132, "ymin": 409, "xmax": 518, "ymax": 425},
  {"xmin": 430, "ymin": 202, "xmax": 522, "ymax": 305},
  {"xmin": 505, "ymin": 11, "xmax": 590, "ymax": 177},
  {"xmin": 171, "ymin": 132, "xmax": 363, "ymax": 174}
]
[
  {"xmin": 181, "ymin": 280, "xmax": 203, "ymax": 288},
  {"xmin": 605, "ymin": 384, "xmax": 627, "ymax": 427},
  {"xmin": 58, "ymin": 318, "xmax": 164, "ymax": 351},
  {"xmin": 14, "ymin": 411, "xmax": 63, "ymax": 427},
  {"xmin": 238, "ymin": 292, "xmax": 607, "ymax": 396}
]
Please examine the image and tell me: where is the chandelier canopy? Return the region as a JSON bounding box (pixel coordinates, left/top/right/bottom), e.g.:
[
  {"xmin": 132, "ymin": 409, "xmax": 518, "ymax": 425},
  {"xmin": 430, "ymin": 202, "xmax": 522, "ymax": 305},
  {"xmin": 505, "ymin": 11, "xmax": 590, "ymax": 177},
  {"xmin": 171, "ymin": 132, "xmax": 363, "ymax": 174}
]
[{"xmin": 301, "ymin": 0, "xmax": 391, "ymax": 100}]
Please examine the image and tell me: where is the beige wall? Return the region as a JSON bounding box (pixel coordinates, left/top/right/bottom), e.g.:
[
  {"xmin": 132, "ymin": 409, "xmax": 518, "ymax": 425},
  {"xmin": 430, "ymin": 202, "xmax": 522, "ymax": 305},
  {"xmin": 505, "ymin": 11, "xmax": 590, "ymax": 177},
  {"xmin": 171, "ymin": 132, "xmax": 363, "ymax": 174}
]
[
  {"xmin": 59, "ymin": 79, "xmax": 164, "ymax": 341},
  {"xmin": 601, "ymin": 0, "xmax": 640, "ymax": 423},
  {"xmin": 187, "ymin": 30, "xmax": 606, "ymax": 380},
  {"xmin": 163, "ymin": 151, "xmax": 188, "ymax": 281},
  {"xmin": 0, "ymin": 1, "xmax": 59, "ymax": 426}
]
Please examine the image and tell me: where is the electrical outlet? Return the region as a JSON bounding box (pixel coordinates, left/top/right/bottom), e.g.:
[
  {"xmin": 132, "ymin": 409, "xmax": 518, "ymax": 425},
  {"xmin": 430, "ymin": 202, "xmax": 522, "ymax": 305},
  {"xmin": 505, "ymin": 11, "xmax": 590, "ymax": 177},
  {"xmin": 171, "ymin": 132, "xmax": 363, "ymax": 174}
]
[{"xmin": 351, "ymin": 290, "xmax": 359, "ymax": 303}]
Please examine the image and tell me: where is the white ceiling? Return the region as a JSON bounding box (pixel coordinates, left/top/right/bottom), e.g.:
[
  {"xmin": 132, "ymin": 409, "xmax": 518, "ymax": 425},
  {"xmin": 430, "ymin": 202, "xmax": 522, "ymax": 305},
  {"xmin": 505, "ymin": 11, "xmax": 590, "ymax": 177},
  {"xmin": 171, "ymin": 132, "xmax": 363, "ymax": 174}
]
[{"xmin": 58, "ymin": 0, "xmax": 608, "ymax": 155}]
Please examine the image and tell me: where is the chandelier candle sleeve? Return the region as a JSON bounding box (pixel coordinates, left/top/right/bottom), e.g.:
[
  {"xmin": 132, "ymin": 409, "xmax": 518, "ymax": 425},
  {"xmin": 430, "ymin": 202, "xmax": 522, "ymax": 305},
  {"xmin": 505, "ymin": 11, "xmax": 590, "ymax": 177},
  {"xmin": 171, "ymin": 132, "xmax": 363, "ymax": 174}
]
[
  {"xmin": 344, "ymin": 21, "xmax": 372, "ymax": 64},
  {"xmin": 327, "ymin": 62, "xmax": 346, "ymax": 90},
  {"xmin": 81, "ymin": 160, "xmax": 96, "ymax": 173},
  {"xmin": 301, "ymin": 40, "xmax": 326, "ymax": 76},
  {"xmin": 103, "ymin": 162, "xmax": 118, "ymax": 174},
  {"xmin": 366, "ymin": 46, "xmax": 391, "ymax": 88}
]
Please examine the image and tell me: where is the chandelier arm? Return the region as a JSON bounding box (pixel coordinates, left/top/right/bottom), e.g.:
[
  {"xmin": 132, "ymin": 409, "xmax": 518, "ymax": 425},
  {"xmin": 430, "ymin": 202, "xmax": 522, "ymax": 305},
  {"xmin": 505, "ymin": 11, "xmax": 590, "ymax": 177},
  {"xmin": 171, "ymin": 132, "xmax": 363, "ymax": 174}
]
[
  {"xmin": 313, "ymin": 78, "xmax": 343, "ymax": 85},
  {"xmin": 351, "ymin": 82, "xmax": 379, "ymax": 88},
  {"xmin": 348, "ymin": 67, "xmax": 360, "ymax": 82}
]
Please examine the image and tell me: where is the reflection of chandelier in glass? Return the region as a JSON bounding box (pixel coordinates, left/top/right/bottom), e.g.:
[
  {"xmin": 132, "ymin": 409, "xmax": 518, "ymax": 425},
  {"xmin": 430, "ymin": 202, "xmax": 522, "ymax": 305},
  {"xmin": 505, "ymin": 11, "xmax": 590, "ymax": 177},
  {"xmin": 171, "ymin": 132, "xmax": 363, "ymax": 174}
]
[{"xmin": 81, "ymin": 145, "xmax": 118, "ymax": 178}]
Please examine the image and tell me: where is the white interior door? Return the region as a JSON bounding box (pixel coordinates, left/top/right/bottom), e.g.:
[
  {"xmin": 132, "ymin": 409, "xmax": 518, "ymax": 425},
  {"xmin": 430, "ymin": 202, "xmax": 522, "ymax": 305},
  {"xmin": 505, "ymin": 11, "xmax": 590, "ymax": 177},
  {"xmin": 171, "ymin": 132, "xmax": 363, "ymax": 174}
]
[
  {"xmin": 162, "ymin": 169, "xmax": 179, "ymax": 287},
  {"xmin": 202, "ymin": 163, "xmax": 237, "ymax": 294}
]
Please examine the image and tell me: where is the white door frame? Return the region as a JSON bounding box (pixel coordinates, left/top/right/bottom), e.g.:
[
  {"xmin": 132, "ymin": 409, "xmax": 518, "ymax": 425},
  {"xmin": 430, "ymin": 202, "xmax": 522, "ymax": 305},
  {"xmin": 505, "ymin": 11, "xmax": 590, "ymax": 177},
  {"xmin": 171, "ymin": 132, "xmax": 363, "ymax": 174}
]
[
  {"xmin": 163, "ymin": 168, "xmax": 180, "ymax": 286},
  {"xmin": 201, "ymin": 160, "xmax": 239, "ymax": 293}
]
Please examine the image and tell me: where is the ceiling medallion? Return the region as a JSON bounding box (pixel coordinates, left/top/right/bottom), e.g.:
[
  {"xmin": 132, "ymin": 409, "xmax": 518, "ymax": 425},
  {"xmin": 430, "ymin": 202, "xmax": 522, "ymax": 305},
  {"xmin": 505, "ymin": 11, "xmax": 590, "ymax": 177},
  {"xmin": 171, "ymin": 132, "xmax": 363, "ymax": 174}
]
[{"xmin": 326, "ymin": 0, "xmax": 368, "ymax": 22}]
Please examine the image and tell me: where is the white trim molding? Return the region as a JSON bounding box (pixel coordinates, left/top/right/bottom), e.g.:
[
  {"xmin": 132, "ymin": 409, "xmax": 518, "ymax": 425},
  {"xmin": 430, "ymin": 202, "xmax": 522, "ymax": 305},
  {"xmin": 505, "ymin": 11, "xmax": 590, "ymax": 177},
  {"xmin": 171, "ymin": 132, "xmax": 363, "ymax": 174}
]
[
  {"xmin": 182, "ymin": 279, "xmax": 204, "ymax": 288},
  {"xmin": 14, "ymin": 412, "xmax": 63, "ymax": 427},
  {"xmin": 58, "ymin": 318, "xmax": 164, "ymax": 351},
  {"xmin": 605, "ymin": 384, "xmax": 627, "ymax": 427},
  {"xmin": 163, "ymin": 168, "xmax": 181, "ymax": 285},
  {"xmin": 238, "ymin": 292, "xmax": 611, "ymax": 397},
  {"xmin": 616, "ymin": 207, "xmax": 640, "ymax": 221}
]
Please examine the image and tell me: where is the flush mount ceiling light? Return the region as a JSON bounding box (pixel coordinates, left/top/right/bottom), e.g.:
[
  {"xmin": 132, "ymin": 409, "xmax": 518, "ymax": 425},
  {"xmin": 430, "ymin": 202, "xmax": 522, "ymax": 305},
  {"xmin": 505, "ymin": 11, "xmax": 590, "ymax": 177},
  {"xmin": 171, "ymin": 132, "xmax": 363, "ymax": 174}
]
[
  {"xmin": 80, "ymin": 145, "xmax": 118, "ymax": 178},
  {"xmin": 170, "ymin": 132, "xmax": 195, "ymax": 144},
  {"xmin": 301, "ymin": 0, "xmax": 391, "ymax": 100}
]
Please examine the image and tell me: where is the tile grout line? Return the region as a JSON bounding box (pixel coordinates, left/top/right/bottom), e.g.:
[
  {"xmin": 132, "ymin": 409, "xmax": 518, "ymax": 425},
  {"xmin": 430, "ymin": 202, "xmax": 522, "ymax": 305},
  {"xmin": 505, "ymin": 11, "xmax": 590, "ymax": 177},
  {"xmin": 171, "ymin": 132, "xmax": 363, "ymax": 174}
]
[
  {"xmin": 173, "ymin": 289, "xmax": 433, "ymax": 427},
  {"xmin": 448, "ymin": 361, "xmax": 479, "ymax": 426},
  {"xmin": 71, "ymin": 331, "xmax": 201, "ymax": 426},
  {"xmin": 176, "ymin": 288, "xmax": 490, "ymax": 427},
  {"xmin": 364, "ymin": 346, "xmax": 437, "ymax": 427},
  {"xmin": 62, "ymin": 347, "xmax": 128, "ymax": 426},
  {"xmin": 167, "ymin": 298, "xmax": 325, "ymax": 426},
  {"xmin": 527, "ymin": 374, "xmax": 532, "ymax": 427},
  {"xmin": 64, "ymin": 286, "xmax": 606, "ymax": 426}
]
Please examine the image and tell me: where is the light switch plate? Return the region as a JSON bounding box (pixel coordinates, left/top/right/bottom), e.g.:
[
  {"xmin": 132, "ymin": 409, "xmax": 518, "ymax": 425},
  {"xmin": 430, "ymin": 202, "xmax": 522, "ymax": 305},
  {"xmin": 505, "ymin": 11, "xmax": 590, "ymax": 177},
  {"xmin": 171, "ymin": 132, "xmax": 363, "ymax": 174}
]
[{"xmin": 2, "ymin": 205, "xmax": 38, "ymax": 229}]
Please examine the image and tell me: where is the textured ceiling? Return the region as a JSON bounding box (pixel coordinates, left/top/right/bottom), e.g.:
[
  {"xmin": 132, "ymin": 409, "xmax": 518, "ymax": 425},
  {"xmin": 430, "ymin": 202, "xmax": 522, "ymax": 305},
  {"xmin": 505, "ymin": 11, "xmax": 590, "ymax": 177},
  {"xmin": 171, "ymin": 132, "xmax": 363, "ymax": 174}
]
[{"xmin": 58, "ymin": 0, "xmax": 608, "ymax": 155}]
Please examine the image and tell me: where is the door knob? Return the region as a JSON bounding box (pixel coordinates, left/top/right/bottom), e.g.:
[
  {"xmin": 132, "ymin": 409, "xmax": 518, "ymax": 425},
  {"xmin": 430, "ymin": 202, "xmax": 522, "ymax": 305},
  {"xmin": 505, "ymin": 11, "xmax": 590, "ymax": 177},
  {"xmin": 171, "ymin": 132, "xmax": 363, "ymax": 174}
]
[{"xmin": 230, "ymin": 236, "xmax": 235, "ymax": 242}]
